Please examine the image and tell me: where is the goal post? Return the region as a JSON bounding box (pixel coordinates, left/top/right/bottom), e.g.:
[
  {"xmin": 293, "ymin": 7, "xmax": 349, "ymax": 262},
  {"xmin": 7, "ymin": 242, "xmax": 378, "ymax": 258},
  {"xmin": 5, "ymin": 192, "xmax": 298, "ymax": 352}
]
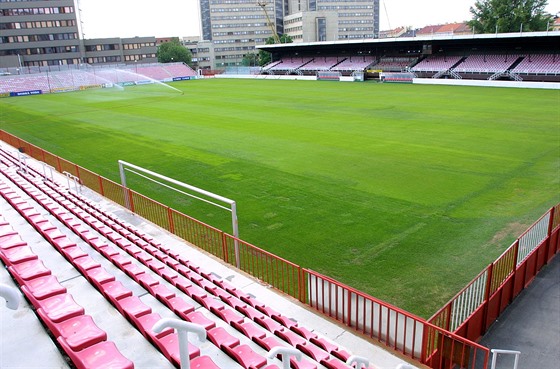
[{"xmin": 118, "ymin": 160, "xmax": 241, "ymax": 267}]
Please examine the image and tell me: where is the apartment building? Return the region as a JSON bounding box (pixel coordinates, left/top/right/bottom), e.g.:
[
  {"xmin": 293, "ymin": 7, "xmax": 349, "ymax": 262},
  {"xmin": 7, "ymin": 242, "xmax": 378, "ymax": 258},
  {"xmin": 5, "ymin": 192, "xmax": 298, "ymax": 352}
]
[
  {"xmin": 0, "ymin": 0, "xmax": 83, "ymax": 68},
  {"xmin": 0, "ymin": 0, "xmax": 156, "ymax": 68}
]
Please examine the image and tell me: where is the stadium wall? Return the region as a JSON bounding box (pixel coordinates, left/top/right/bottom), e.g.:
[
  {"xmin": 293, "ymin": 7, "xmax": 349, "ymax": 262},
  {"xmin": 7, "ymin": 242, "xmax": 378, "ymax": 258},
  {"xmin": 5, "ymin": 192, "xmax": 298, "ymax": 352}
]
[
  {"xmin": 213, "ymin": 74, "xmax": 357, "ymax": 82},
  {"xmin": 413, "ymin": 78, "xmax": 560, "ymax": 90},
  {"xmin": 213, "ymin": 74, "xmax": 560, "ymax": 88},
  {"xmin": 2, "ymin": 130, "xmax": 559, "ymax": 368}
]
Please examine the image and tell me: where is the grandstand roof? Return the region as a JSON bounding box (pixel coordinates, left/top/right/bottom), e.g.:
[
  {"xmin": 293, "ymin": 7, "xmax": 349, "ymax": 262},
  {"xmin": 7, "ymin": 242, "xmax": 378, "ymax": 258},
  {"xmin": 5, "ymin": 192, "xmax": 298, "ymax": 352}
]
[{"xmin": 257, "ymin": 31, "xmax": 560, "ymax": 56}]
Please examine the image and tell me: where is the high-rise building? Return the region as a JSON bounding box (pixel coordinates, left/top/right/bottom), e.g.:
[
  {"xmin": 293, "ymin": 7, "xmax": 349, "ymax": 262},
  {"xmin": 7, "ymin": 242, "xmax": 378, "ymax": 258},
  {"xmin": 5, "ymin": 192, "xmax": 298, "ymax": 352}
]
[
  {"xmin": 199, "ymin": 0, "xmax": 379, "ymax": 69},
  {"xmin": 199, "ymin": 0, "xmax": 284, "ymax": 68}
]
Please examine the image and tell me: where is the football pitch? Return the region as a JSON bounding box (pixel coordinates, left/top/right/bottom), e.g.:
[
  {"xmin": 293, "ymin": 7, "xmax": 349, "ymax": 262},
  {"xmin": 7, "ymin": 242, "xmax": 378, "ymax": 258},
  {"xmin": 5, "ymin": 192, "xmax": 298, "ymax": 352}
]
[{"xmin": 1, "ymin": 79, "xmax": 558, "ymax": 317}]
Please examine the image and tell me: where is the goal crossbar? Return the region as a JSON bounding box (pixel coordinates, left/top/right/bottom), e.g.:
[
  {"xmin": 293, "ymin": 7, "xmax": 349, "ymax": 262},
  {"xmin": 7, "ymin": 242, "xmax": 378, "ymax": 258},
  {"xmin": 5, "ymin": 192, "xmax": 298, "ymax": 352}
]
[{"xmin": 118, "ymin": 160, "xmax": 240, "ymax": 267}]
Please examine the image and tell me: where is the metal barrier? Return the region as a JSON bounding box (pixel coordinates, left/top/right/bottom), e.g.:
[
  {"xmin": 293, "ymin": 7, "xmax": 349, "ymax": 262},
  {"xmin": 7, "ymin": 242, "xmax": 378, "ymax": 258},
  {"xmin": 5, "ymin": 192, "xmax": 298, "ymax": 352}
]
[
  {"xmin": 430, "ymin": 206, "xmax": 559, "ymax": 343},
  {"xmin": 3, "ymin": 130, "xmax": 559, "ymax": 369},
  {"xmin": 304, "ymin": 269, "xmax": 489, "ymax": 369}
]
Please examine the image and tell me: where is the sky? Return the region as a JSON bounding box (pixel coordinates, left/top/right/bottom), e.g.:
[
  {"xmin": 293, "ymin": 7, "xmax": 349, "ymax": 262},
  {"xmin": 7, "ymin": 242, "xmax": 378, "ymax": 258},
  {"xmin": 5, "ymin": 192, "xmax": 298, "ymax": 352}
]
[{"xmin": 78, "ymin": 0, "xmax": 560, "ymax": 39}]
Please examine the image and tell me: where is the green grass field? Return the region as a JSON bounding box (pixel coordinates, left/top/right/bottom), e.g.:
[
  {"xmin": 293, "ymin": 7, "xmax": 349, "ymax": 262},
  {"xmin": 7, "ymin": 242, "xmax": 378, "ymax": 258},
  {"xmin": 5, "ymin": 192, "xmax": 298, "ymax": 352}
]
[{"xmin": 1, "ymin": 79, "xmax": 558, "ymax": 317}]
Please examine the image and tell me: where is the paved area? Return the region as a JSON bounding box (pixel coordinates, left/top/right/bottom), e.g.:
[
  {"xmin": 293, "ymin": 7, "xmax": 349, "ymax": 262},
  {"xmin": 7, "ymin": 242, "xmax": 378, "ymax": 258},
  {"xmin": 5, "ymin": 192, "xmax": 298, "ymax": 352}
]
[{"xmin": 479, "ymin": 254, "xmax": 559, "ymax": 369}]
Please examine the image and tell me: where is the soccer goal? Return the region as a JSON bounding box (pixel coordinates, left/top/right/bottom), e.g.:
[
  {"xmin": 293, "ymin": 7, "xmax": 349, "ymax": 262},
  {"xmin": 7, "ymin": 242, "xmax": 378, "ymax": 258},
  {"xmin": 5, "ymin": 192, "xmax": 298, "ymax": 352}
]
[{"xmin": 118, "ymin": 160, "xmax": 241, "ymax": 267}]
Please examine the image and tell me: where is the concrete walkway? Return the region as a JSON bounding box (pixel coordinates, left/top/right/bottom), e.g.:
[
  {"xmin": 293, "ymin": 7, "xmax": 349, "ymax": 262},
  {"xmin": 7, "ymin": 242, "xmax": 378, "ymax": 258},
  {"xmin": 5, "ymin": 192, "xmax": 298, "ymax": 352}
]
[{"xmin": 479, "ymin": 254, "xmax": 559, "ymax": 369}]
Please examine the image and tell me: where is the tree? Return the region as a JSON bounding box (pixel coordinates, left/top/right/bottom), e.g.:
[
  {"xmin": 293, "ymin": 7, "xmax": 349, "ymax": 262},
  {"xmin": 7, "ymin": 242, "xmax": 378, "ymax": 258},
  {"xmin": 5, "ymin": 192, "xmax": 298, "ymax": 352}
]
[
  {"xmin": 241, "ymin": 52, "xmax": 259, "ymax": 66},
  {"xmin": 468, "ymin": 0, "xmax": 554, "ymax": 34},
  {"xmin": 157, "ymin": 38, "xmax": 192, "ymax": 65},
  {"xmin": 257, "ymin": 34, "xmax": 293, "ymax": 66}
]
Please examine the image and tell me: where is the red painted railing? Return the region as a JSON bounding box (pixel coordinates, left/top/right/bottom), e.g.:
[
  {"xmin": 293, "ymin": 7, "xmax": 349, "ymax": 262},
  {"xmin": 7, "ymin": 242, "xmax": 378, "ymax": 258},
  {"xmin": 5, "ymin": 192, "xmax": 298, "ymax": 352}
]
[
  {"xmin": 430, "ymin": 207, "xmax": 559, "ymax": 343},
  {"xmin": 4, "ymin": 130, "xmax": 558, "ymax": 369}
]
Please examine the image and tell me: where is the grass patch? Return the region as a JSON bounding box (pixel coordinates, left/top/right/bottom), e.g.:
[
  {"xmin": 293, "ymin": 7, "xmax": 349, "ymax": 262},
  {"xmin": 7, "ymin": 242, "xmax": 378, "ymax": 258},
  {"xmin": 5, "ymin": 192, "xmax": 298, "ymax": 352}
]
[{"xmin": 1, "ymin": 79, "xmax": 558, "ymax": 317}]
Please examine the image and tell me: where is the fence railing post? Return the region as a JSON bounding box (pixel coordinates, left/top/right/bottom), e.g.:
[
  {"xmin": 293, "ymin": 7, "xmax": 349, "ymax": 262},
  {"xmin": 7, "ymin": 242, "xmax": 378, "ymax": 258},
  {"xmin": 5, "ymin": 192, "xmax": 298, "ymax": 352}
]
[
  {"xmin": 167, "ymin": 207, "xmax": 174, "ymax": 234},
  {"xmin": 98, "ymin": 175, "xmax": 104, "ymax": 196},
  {"xmin": 544, "ymin": 206, "xmax": 555, "ymax": 262},
  {"xmin": 510, "ymin": 240, "xmax": 520, "ymax": 299},
  {"xmin": 221, "ymin": 232, "xmax": 229, "ymax": 264},
  {"xmin": 481, "ymin": 263, "xmax": 493, "ymax": 335}
]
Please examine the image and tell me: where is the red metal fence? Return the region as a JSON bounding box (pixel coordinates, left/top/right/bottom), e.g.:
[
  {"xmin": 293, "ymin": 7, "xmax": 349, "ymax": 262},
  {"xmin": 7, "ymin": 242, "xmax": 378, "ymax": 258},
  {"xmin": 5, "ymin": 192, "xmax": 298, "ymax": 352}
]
[
  {"xmin": 3, "ymin": 130, "xmax": 558, "ymax": 369},
  {"xmin": 429, "ymin": 207, "xmax": 559, "ymax": 343}
]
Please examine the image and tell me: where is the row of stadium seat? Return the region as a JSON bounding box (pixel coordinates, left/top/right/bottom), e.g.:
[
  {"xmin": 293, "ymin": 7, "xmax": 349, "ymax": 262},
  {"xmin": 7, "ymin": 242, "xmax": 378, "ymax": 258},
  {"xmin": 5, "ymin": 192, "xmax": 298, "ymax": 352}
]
[
  {"xmin": 261, "ymin": 53, "xmax": 560, "ymax": 75},
  {"xmin": 0, "ymin": 188, "xmax": 134, "ymax": 369},
  {"xmin": 0, "ymin": 63, "xmax": 196, "ymax": 94},
  {"xmin": 0, "ymin": 147, "xmax": 371, "ymax": 369}
]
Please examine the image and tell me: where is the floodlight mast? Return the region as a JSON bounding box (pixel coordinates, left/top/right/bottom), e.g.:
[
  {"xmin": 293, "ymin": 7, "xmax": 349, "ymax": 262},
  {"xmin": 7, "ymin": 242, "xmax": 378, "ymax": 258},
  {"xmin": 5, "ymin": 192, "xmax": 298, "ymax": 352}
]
[
  {"xmin": 118, "ymin": 160, "xmax": 240, "ymax": 268},
  {"xmin": 258, "ymin": 0, "xmax": 281, "ymax": 44}
]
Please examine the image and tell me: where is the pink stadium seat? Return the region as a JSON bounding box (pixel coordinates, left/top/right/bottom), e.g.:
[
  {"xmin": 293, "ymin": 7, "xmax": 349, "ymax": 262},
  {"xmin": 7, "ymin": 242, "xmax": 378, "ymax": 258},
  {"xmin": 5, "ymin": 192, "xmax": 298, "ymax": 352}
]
[
  {"xmin": 311, "ymin": 337, "xmax": 350, "ymax": 361},
  {"xmin": 166, "ymin": 296, "xmax": 195, "ymax": 319},
  {"xmin": 36, "ymin": 293, "xmax": 85, "ymax": 323},
  {"xmin": 159, "ymin": 267, "xmax": 178, "ymax": 283},
  {"xmin": 291, "ymin": 356, "xmax": 318, "ymax": 369},
  {"xmin": 223, "ymin": 295, "xmax": 248, "ymax": 311},
  {"xmin": 21, "ymin": 274, "xmax": 66, "ymax": 307},
  {"xmin": 296, "ymin": 341, "xmax": 330, "ymax": 363},
  {"xmin": 0, "ymin": 244, "xmax": 37, "ymax": 266},
  {"xmin": 99, "ymin": 245, "xmax": 119, "ymax": 259},
  {"xmin": 122, "ymin": 263, "xmax": 146, "ymax": 279},
  {"xmin": 223, "ymin": 343, "xmax": 267, "ymax": 369},
  {"xmin": 154, "ymin": 331, "xmax": 201, "ymax": 366},
  {"xmin": 321, "ymin": 357, "xmax": 351, "ymax": 369},
  {"xmin": 256, "ymin": 305, "xmax": 281, "ymax": 318},
  {"xmin": 58, "ymin": 338, "xmax": 134, "ymax": 369},
  {"xmin": 185, "ymin": 311, "xmax": 216, "ymax": 330},
  {"xmin": 207, "ymin": 326, "xmax": 240, "ymax": 349},
  {"xmin": 135, "ymin": 272, "xmax": 159, "ymax": 290},
  {"xmin": 232, "ymin": 320, "xmax": 267, "ymax": 341},
  {"xmin": 60, "ymin": 245, "xmax": 88, "ymax": 261},
  {"xmin": 238, "ymin": 304, "xmax": 266, "ymax": 320},
  {"xmin": 52, "ymin": 236, "xmax": 78, "ymax": 250},
  {"xmin": 100, "ymin": 280, "xmax": 133, "ymax": 303},
  {"xmin": 190, "ymin": 355, "xmax": 221, "ymax": 369},
  {"xmin": 273, "ymin": 314, "xmax": 298, "ymax": 330},
  {"xmin": 254, "ymin": 335, "xmax": 285, "ymax": 351},
  {"xmin": 85, "ymin": 266, "xmax": 116, "ymax": 288},
  {"xmin": 276, "ymin": 328, "xmax": 306, "ymax": 346},
  {"xmin": 0, "ymin": 232, "xmax": 26, "ymax": 249},
  {"xmin": 116, "ymin": 295, "xmax": 152, "ymax": 320},
  {"xmin": 151, "ymin": 283, "xmax": 176, "ymax": 302},
  {"xmin": 49, "ymin": 314, "xmax": 107, "ymax": 351},
  {"xmin": 255, "ymin": 316, "xmax": 283, "ymax": 333},
  {"xmin": 196, "ymin": 294, "xmax": 225, "ymax": 311},
  {"xmin": 111, "ymin": 253, "xmax": 133, "ymax": 269},
  {"xmin": 213, "ymin": 306, "xmax": 245, "ymax": 325},
  {"xmin": 9, "ymin": 259, "xmax": 51, "ymax": 285},
  {"xmin": 291, "ymin": 326, "xmax": 318, "ymax": 340}
]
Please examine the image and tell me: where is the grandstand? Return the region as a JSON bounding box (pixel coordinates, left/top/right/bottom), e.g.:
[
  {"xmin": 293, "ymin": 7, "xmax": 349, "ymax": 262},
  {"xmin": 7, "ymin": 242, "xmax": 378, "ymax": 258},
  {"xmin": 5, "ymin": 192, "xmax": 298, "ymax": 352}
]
[
  {"xmin": 257, "ymin": 31, "xmax": 560, "ymax": 82},
  {"xmin": 0, "ymin": 139, "xmax": 415, "ymax": 369},
  {"xmin": 0, "ymin": 63, "xmax": 197, "ymax": 95}
]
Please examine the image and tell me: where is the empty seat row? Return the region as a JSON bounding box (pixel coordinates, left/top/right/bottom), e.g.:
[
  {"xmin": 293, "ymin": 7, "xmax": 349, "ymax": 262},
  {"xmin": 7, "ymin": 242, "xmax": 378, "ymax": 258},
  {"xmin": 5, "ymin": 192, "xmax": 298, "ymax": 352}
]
[
  {"xmin": 0, "ymin": 148, "xmax": 367, "ymax": 369},
  {"xmin": 0, "ymin": 200, "xmax": 134, "ymax": 369},
  {"xmin": 0, "ymin": 163, "xmax": 280, "ymax": 368},
  {"xmin": 0, "ymin": 169, "xmax": 224, "ymax": 368}
]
